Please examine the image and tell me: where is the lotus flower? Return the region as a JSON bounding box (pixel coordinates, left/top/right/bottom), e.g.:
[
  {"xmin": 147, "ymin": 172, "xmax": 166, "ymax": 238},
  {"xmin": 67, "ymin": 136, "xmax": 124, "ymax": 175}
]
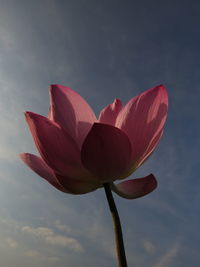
[{"xmin": 20, "ymin": 84, "xmax": 168, "ymax": 199}]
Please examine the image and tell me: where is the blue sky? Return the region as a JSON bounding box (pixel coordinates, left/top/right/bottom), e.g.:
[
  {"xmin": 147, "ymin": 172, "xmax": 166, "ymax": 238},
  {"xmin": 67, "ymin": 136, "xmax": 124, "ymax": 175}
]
[{"xmin": 0, "ymin": 0, "xmax": 199, "ymax": 266}]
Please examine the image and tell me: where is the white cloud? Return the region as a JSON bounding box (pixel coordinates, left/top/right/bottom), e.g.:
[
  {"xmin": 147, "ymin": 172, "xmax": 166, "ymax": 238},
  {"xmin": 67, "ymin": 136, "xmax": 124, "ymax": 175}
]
[{"xmin": 21, "ymin": 226, "xmax": 83, "ymax": 252}]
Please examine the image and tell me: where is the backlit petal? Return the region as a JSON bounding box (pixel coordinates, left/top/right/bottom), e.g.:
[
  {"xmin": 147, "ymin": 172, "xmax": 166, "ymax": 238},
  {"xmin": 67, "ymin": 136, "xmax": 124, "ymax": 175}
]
[
  {"xmin": 99, "ymin": 98, "xmax": 122, "ymax": 126},
  {"xmin": 111, "ymin": 174, "xmax": 157, "ymax": 199},
  {"xmin": 81, "ymin": 123, "xmax": 132, "ymax": 182},
  {"xmin": 25, "ymin": 112, "xmax": 81, "ymax": 176},
  {"xmin": 49, "ymin": 84, "xmax": 97, "ymax": 147},
  {"xmin": 116, "ymin": 85, "xmax": 168, "ymax": 167},
  {"xmin": 19, "ymin": 153, "xmax": 68, "ymax": 192},
  {"xmin": 137, "ymin": 130, "xmax": 163, "ymax": 169}
]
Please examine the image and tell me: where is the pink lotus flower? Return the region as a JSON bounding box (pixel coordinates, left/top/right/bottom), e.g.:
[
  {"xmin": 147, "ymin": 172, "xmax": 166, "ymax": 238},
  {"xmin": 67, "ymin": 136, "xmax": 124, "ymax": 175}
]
[{"xmin": 20, "ymin": 84, "xmax": 168, "ymax": 199}]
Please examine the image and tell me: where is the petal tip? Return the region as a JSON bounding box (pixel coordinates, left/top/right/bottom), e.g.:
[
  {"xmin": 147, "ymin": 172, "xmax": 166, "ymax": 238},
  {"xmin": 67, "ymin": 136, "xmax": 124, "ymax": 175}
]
[
  {"xmin": 49, "ymin": 84, "xmax": 60, "ymax": 96},
  {"xmin": 19, "ymin": 152, "xmax": 32, "ymax": 162},
  {"xmin": 158, "ymin": 84, "xmax": 168, "ymax": 94},
  {"xmin": 114, "ymin": 98, "xmax": 121, "ymax": 104},
  {"xmin": 49, "ymin": 84, "xmax": 72, "ymax": 93},
  {"xmin": 154, "ymin": 84, "xmax": 168, "ymax": 98},
  {"xmin": 24, "ymin": 111, "xmax": 35, "ymax": 119},
  {"xmin": 150, "ymin": 84, "xmax": 167, "ymax": 94},
  {"xmin": 19, "ymin": 152, "xmax": 25, "ymax": 160},
  {"xmin": 147, "ymin": 173, "xmax": 158, "ymax": 190},
  {"xmin": 49, "ymin": 84, "xmax": 59, "ymax": 91}
]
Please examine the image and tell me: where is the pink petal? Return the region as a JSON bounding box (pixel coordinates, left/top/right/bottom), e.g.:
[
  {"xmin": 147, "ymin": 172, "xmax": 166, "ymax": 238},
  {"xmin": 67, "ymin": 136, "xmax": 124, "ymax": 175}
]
[
  {"xmin": 48, "ymin": 106, "xmax": 53, "ymax": 120},
  {"xmin": 81, "ymin": 123, "xmax": 132, "ymax": 182},
  {"xmin": 137, "ymin": 130, "xmax": 163, "ymax": 168},
  {"xmin": 55, "ymin": 173, "xmax": 101, "ymax": 194},
  {"xmin": 19, "ymin": 153, "xmax": 68, "ymax": 193},
  {"xmin": 25, "ymin": 112, "xmax": 81, "ymax": 177},
  {"xmin": 116, "ymin": 85, "xmax": 168, "ymax": 168},
  {"xmin": 98, "ymin": 98, "xmax": 122, "ymax": 126},
  {"xmin": 111, "ymin": 174, "xmax": 157, "ymax": 199},
  {"xmin": 49, "ymin": 85, "xmax": 97, "ymax": 147}
]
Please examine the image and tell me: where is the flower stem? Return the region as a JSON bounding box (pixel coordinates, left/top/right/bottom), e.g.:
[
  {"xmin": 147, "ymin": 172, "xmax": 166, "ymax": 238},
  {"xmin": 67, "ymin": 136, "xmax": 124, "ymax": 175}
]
[{"xmin": 103, "ymin": 183, "xmax": 128, "ymax": 267}]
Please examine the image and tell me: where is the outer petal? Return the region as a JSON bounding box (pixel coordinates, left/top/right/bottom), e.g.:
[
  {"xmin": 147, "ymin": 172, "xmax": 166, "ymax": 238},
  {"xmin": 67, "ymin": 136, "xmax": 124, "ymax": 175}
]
[
  {"xmin": 98, "ymin": 98, "xmax": 122, "ymax": 126},
  {"xmin": 25, "ymin": 112, "xmax": 81, "ymax": 177},
  {"xmin": 48, "ymin": 106, "xmax": 53, "ymax": 120},
  {"xmin": 81, "ymin": 123, "xmax": 132, "ymax": 182},
  {"xmin": 116, "ymin": 85, "xmax": 168, "ymax": 168},
  {"xmin": 49, "ymin": 85, "xmax": 97, "ymax": 147},
  {"xmin": 137, "ymin": 130, "xmax": 163, "ymax": 168},
  {"xmin": 55, "ymin": 173, "xmax": 101, "ymax": 195},
  {"xmin": 111, "ymin": 174, "xmax": 157, "ymax": 199},
  {"xmin": 19, "ymin": 153, "xmax": 68, "ymax": 193}
]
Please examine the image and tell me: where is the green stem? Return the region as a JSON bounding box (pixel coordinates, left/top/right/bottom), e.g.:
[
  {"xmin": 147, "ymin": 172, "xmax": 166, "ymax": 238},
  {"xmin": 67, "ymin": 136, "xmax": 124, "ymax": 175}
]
[{"xmin": 103, "ymin": 183, "xmax": 128, "ymax": 267}]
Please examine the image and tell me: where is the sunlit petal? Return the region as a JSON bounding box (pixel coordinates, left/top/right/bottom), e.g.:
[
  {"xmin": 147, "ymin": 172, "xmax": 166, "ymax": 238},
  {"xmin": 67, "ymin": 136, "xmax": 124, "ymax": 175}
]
[
  {"xmin": 111, "ymin": 174, "xmax": 157, "ymax": 199},
  {"xmin": 116, "ymin": 85, "xmax": 168, "ymax": 168},
  {"xmin": 99, "ymin": 98, "xmax": 122, "ymax": 126},
  {"xmin": 49, "ymin": 84, "xmax": 97, "ymax": 147},
  {"xmin": 19, "ymin": 153, "xmax": 68, "ymax": 193},
  {"xmin": 25, "ymin": 112, "xmax": 81, "ymax": 176}
]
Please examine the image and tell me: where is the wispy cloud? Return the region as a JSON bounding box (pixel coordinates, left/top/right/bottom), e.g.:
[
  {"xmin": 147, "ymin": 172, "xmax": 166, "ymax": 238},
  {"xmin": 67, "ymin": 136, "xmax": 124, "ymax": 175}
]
[
  {"xmin": 142, "ymin": 239, "xmax": 156, "ymax": 254},
  {"xmin": 153, "ymin": 243, "xmax": 179, "ymax": 267},
  {"xmin": 21, "ymin": 226, "xmax": 83, "ymax": 252}
]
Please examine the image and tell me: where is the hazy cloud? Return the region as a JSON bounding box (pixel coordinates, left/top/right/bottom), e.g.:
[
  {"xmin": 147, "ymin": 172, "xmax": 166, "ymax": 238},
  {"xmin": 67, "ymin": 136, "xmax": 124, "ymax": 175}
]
[
  {"xmin": 22, "ymin": 226, "xmax": 83, "ymax": 252},
  {"xmin": 5, "ymin": 238, "xmax": 18, "ymax": 248},
  {"xmin": 142, "ymin": 240, "xmax": 156, "ymax": 254},
  {"xmin": 153, "ymin": 243, "xmax": 179, "ymax": 267},
  {"xmin": 54, "ymin": 220, "xmax": 71, "ymax": 233},
  {"xmin": 24, "ymin": 249, "xmax": 60, "ymax": 262}
]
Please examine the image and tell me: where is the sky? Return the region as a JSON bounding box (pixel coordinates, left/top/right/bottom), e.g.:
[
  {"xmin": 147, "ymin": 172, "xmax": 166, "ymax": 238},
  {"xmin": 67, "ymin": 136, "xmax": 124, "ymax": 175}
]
[{"xmin": 0, "ymin": 0, "xmax": 200, "ymax": 266}]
